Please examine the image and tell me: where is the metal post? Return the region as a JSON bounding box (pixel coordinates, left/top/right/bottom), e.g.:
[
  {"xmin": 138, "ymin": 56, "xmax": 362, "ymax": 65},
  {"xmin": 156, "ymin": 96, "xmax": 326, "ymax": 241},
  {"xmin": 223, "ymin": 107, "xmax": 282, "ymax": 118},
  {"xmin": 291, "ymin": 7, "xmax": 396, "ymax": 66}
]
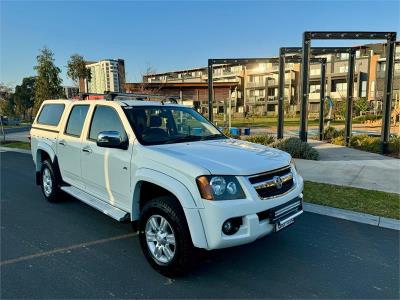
[
  {"xmin": 319, "ymin": 61, "xmax": 326, "ymax": 141},
  {"xmin": 208, "ymin": 60, "xmax": 213, "ymax": 122},
  {"xmin": 380, "ymin": 33, "xmax": 397, "ymax": 154},
  {"xmin": 277, "ymin": 49, "xmax": 285, "ymax": 139},
  {"xmin": 228, "ymin": 88, "xmax": 232, "ymax": 129},
  {"xmin": 345, "ymin": 49, "xmax": 356, "ymax": 146},
  {"xmin": 300, "ymin": 32, "xmax": 311, "ymax": 141}
]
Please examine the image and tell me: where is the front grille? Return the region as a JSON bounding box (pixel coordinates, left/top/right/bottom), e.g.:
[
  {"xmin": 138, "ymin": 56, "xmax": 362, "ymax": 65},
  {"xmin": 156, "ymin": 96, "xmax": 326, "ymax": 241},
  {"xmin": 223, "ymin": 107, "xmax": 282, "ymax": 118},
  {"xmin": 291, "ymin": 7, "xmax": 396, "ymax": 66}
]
[{"xmin": 248, "ymin": 166, "xmax": 294, "ymax": 199}]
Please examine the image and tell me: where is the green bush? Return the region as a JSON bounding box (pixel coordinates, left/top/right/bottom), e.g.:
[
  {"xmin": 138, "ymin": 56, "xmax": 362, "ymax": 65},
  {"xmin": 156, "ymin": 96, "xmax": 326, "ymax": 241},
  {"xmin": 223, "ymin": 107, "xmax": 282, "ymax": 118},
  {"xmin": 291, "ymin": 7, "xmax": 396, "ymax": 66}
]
[
  {"xmin": 388, "ymin": 136, "xmax": 400, "ymax": 156},
  {"xmin": 353, "ymin": 114, "xmax": 382, "ymax": 123},
  {"xmin": 331, "ymin": 136, "xmax": 345, "ymax": 146},
  {"xmin": 323, "ymin": 126, "xmax": 342, "ymax": 141},
  {"xmin": 349, "ymin": 135, "xmax": 380, "ymax": 154},
  {"xmin": 271, "ymin": 137, "xmax": 319, "ymax": 160},
  {"xmin": 244, "ymin": 135, "xmax": 275, "ymax": 146}
]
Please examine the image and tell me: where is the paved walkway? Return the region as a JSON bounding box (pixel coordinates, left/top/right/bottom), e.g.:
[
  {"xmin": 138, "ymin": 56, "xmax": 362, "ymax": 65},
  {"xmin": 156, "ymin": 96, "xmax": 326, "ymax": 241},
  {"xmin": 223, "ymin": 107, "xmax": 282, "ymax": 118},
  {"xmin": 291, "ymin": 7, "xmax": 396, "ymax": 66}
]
[{"xmin": 297, "ymin": 140, "xmax": 400, "ymax": 194}]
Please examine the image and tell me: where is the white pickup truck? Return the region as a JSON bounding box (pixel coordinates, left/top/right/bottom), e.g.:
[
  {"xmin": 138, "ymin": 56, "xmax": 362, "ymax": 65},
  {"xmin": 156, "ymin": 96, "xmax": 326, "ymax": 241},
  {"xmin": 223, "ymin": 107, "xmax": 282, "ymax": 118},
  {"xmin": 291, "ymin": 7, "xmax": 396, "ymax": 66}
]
[{"xmin": 30, "ymin": 97, "xmax": 304, "ymax": 276}]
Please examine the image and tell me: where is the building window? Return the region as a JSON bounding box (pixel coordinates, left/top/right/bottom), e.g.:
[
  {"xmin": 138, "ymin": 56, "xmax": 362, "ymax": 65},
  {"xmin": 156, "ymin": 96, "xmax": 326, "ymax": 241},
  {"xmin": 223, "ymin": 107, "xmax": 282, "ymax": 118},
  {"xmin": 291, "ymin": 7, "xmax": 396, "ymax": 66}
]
[
  {"xmin": 310, "ymin": 68, "xmax": 321, "ymax": 76},
  {"xmin": 339, "ymin": 66, "xmax": 348, "ymax": 73},
  {"xmin": 334, "ymin": 82, "xmax": 347, "ymax": 92},
  {"xmin": 310, "ymin": 84, "xmax": 321, "ymax": 93},
  {"xmin": 361, "ymin": 81, "xmax": 367, "ymax": 97}
]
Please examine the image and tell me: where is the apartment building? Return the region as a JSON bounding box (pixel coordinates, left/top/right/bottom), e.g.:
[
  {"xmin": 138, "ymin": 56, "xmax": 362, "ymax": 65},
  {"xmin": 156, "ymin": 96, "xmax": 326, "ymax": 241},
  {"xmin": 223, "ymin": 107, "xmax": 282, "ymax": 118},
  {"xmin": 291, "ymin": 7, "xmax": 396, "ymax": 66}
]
[
  {"xmin": 82, "ymin": 59, "xmax": 126, "ymax": 93},
  {"xmin": 142, "ymin": 42, "xmax": 398, "ymax": 116},
  {"xmin": 62, "ymin": 86, "xmax": 79, "ymax": 99},
  {"xmin": 143, "ymin": 62, "xmax": 299, "ymax": 116}
]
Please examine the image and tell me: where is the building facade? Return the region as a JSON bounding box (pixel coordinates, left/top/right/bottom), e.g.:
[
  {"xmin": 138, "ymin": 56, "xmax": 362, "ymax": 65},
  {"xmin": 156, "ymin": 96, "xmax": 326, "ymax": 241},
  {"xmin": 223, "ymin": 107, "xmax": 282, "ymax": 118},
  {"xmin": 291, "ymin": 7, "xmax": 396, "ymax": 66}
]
[
  {"xmin": 142, "ymin": 42, "xmax": 398, "ymax": 116},
  {"xmin": 83, "ymin": 59, "xmax": 126, "ymax": 94},
  {"xmin": 62, "ymin": 86, "xmax": 79, "ymax": 99}
]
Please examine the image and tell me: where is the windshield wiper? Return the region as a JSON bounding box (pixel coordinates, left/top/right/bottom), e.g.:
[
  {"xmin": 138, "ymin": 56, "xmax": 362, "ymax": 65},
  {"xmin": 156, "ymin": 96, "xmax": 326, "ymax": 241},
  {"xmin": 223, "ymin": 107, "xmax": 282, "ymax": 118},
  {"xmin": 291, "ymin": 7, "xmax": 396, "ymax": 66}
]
[
  {"xmin": 163, "ymin": 135, "xmax": 201, "ymax": 144},
  {"xmin": 200, "ymin": 134, "xmax": 226, "ymax": 141}
]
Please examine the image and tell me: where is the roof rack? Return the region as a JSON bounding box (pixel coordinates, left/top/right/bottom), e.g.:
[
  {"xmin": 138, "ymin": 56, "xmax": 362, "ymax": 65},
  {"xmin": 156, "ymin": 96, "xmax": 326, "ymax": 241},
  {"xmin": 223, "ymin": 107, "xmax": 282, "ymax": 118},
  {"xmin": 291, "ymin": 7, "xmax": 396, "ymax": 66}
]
[{"xmin": 77, "ymin": 92, "xmax": 180, "ymax": 103}]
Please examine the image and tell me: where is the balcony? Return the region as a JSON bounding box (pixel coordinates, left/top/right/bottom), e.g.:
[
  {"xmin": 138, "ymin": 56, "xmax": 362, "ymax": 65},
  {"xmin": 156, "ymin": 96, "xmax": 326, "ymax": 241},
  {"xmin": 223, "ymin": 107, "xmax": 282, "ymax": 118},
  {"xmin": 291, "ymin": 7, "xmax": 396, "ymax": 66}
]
[{"xmin": 247, "ymin": 81, "xmax": 265, "ymax": 88}]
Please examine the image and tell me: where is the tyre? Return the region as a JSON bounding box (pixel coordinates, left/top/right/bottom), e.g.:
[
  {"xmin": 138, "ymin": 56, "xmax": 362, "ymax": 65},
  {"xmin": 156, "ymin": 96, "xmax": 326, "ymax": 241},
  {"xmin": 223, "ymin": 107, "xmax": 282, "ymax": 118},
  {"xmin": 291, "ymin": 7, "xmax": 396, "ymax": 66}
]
[
  {"xmin": 40, "ymin": 160, "xmax": 61, "ymax": 202},
  {"xmin": 139, "ymin": 196, "xmax": 196, "ymax": 277}
]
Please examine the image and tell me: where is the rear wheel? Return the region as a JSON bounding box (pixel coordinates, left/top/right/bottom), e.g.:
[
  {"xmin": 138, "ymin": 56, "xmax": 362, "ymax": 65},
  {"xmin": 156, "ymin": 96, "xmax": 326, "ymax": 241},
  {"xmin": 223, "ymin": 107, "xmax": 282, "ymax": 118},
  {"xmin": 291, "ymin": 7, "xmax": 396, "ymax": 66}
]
[
  {"xmin": 40, "ymin": 160, "xmax": 60, "ymax": 202},
  {"xmin": 139, "ymin": 196, "xmax": 196, "ymax": 277}
]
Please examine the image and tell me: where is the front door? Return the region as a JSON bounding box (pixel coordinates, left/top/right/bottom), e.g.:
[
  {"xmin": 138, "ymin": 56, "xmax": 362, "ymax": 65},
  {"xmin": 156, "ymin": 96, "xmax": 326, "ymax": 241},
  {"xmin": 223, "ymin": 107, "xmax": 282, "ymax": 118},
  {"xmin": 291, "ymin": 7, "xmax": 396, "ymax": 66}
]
[
  {"xmin": 81, "ymin": 105, "xmax": 132, "ymax": 211},
  {"xmin": 57, "ymin": 104, "xmax": 90, "ymax": 189}
]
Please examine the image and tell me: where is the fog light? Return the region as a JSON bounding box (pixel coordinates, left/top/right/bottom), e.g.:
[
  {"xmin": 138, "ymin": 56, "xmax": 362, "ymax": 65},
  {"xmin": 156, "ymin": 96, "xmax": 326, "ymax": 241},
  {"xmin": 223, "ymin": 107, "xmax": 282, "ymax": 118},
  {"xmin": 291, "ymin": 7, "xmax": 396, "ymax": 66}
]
[{"xmin": 222, "ymin": 217, "xmax": 242, "ymax": 235}]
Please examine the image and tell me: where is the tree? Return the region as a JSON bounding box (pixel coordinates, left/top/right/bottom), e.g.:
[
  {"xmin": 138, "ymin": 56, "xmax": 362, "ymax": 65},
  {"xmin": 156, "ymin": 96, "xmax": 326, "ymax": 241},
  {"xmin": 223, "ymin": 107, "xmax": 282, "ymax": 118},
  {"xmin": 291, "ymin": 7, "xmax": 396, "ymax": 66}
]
[
  {"xmin": 67, "ymin": 54, "xmax": 91, "ymax": 92},
  {"xmin": 34, "ymin": 47, "xmax": 63, "ymax": 113},
  {"xmin": 354, "ymin": 97, "xmax": 369, "ymax": 116},
  {"xmin": 0, "ymin": 83, "xmax": 15, "ymax": 116},
  {"xmin": 14, "ymin": 77, "xmax": 36, "ymax": 121},
  {"xmin": 126, "ymin": 63, "xmax": 163, "ymax": 95}
]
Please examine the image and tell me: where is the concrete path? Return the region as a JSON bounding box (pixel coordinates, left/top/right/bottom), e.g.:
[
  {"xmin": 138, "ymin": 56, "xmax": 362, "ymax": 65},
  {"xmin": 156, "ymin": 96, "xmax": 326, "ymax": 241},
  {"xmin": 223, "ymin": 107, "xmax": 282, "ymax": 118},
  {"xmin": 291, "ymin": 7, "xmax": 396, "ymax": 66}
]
[
  {"xmin": 297, "ymin": 140, "xmax": 400, "ymax": 194},
  {"xmin": 2, "ymin": 129, "xmax": 30, "ymax": 142}
]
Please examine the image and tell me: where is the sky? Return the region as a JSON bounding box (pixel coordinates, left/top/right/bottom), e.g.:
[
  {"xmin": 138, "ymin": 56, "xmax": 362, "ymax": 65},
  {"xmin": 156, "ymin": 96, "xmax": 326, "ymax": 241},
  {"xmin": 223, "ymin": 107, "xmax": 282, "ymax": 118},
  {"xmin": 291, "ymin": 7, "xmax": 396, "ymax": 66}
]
[{"xmin": 1, "ymin": 0, "xmax": 399, "ymax": 87}]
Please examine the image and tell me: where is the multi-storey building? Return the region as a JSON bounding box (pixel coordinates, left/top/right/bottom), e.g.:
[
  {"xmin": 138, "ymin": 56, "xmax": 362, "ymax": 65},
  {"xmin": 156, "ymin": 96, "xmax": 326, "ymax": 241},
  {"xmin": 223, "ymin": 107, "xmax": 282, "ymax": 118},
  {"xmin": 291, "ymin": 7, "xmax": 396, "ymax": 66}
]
[
  {"xmin": 142, "ymin": 42, "xmax": 398, "ymax": 116},
  {"xmin": 82, "ymin": 59, "xmax": 126, "ymax": 94},
  {"xmin": 143, "ymin": 62, "xmax": 299, "ymax": 116},
  {"xmin": 62, "ymin": 86, "xmax": 79, "ymax": 99}
]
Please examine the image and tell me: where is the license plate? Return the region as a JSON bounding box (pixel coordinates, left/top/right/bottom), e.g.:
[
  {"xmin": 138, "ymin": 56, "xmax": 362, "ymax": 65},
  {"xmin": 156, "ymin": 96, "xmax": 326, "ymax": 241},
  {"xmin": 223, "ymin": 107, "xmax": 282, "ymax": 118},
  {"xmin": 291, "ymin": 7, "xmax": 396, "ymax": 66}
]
[{"xmin": 275, "ymin": 218, "xmax": 295, "ymax": 232}]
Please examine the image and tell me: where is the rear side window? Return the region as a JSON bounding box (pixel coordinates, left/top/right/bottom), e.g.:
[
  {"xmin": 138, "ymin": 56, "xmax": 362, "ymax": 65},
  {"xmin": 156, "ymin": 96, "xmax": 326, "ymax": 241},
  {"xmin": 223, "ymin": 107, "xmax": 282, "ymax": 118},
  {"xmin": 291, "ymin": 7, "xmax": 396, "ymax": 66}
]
[
  {"xmin": 65, "ymin": 105, "xmax": 89, "ymax": 137},
  {"xmin": 37, "ymin": 104, "xmax": 65, "ymax": 126},
  {"xmin": 89, "ymin": 106, "xmax": 125, "ymax": 140}
]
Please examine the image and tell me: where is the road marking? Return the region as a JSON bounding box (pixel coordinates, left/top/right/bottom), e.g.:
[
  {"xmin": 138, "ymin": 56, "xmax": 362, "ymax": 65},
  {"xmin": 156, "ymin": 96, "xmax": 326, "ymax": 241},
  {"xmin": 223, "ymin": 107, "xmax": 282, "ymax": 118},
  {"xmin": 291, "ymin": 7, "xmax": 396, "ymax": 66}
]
[{"xmin": 0, "ymin": 232, "xmax": 138, "ymax": 266}]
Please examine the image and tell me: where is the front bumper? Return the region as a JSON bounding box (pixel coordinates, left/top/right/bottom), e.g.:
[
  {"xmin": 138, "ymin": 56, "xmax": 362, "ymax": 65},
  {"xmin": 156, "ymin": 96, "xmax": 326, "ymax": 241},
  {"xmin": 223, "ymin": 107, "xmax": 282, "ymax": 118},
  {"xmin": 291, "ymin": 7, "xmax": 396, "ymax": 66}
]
[{"xmin": 199, "ymin": 174, "xmax": 304, "ymax": 250}]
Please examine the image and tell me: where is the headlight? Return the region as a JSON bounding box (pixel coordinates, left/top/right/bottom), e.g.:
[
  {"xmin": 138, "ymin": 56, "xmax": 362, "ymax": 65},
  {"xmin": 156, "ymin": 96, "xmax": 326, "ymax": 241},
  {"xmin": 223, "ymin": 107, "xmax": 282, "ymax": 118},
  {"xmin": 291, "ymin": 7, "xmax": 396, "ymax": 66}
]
[
  {"xmin": 290, "ymin": 158, "xmax": 297, "ymax": 172},
  {"xmin": 196, "ymin": 175, "xmax": 245, "ymax": 200}
]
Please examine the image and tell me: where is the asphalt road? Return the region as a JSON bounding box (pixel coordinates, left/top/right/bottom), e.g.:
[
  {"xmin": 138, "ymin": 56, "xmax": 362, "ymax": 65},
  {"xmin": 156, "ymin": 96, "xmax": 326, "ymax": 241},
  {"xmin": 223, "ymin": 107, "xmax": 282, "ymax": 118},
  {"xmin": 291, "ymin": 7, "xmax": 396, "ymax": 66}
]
[{"xmin": 1, "ymin": 151, "xmax": 399, "ymax": 299}]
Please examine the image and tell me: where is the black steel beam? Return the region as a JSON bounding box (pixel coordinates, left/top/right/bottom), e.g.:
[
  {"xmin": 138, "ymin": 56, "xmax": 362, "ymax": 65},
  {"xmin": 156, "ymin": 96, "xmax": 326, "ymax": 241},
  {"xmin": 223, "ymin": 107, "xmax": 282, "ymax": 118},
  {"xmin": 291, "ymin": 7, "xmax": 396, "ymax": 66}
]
[
  {"xmin": 381, "ymin": 33, "xmax": 397, "ymax": 153},
  {"xmin": 209, "ymin": 58, "xmax": 277, "ymax": 64},
  {"xmin": 281, "ymin": 47, "xmax": 354, "ymax": 56},
  {"xmin": 208, "ymin": 60, "xmax": 213, "ymax": 121},
  {"xmin": 299, "ymin": 33, "xmax": 311, "ymax": 142},
  {"xmin": 319, "ymin": 61, "xmax": 326, "ymax": 141},
  {"xmin": 306, "ymin": 31, "xmax": 395, "ymax": 40},
  {"xmin": 277, "ymin": 50, "xmax": 285, "ymax": 139},
  {"xmin": 344, "ymin": 48, "xmax": 356, "ymax": 146}
]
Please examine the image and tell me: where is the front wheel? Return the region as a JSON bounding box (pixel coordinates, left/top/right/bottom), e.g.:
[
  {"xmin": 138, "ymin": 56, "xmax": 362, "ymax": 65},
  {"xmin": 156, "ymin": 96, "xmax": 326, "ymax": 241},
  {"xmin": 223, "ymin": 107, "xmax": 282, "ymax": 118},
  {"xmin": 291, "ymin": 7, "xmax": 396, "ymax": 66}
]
[{"xmin": 139, "ymin": 196, "xmax": 196, "ymax": 277}]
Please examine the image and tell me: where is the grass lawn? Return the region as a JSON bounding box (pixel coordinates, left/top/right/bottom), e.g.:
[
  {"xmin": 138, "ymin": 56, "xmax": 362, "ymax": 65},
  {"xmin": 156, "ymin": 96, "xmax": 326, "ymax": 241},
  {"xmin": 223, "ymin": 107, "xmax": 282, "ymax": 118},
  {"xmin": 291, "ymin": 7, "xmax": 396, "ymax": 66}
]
[
  {"xmin": 304, "ymin": 181, "xmax": 400, "ymax": 220},
  {"xmin": 0, "ymin": 140, "xmax": 30, "ymax": 150}
]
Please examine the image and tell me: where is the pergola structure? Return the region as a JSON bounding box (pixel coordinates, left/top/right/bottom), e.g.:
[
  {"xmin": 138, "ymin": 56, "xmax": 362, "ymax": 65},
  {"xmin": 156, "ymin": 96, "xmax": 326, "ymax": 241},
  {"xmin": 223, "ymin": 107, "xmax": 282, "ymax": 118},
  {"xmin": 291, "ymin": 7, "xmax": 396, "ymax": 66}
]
[
  {"xmin": 299, "ymin": 31, "xmax": 397, "ymax": 153},
  {"xmin": 278, "ymin": 46, "xmax": 355, "ymax": 141}
]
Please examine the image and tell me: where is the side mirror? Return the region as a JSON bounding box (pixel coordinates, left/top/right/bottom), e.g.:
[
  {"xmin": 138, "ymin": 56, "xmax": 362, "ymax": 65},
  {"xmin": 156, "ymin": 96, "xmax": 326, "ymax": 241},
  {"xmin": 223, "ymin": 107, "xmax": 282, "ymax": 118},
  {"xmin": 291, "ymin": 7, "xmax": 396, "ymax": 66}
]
[{"xmin": 97, "ymin": 131, "xmax": 128, "ymax": 150}]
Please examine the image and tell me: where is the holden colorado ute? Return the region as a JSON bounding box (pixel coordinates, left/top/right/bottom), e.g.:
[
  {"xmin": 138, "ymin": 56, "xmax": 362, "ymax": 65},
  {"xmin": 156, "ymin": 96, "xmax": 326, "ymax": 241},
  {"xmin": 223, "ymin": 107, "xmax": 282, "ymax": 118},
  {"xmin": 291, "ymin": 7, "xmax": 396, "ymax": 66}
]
[{"xmin": 30, "ymin": 96, "xmax": 304, "ymax": 276}]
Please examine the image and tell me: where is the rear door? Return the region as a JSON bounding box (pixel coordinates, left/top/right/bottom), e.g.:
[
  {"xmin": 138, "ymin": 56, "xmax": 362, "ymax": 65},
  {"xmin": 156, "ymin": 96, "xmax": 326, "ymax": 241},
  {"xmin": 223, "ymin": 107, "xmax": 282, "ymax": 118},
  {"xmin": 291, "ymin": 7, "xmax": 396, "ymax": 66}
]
[
  {"xmin": 81, "ymin": 105, "xmax": 132, "ymax": 211},
  {"xmin": 57, "ymin": 104, "xmax": 90, "ymax": 189}
]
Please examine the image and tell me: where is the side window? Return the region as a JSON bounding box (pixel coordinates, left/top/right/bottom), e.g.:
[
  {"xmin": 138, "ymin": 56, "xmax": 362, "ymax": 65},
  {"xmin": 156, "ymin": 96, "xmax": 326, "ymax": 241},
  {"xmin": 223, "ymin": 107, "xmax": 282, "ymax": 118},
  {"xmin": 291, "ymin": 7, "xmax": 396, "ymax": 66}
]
[
  {"xmin": 37, "ymin": 104, "xmax": 65, "ymax": 126},
  {"xmin": 65, "ymin": 105, "xmax": 89, "ymax": 137},
  {"xmin": 89, "ymin": 106, "xmax": 125, "ymax": 140}
]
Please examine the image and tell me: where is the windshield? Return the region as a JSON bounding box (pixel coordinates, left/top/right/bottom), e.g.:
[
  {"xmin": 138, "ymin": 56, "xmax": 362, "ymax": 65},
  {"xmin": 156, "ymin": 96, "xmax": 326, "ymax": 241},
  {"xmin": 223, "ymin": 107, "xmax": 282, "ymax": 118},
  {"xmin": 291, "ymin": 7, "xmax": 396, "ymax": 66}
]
[{"xmin": 123, "ymin": 106, "xmax": 226, "ymax": 145}]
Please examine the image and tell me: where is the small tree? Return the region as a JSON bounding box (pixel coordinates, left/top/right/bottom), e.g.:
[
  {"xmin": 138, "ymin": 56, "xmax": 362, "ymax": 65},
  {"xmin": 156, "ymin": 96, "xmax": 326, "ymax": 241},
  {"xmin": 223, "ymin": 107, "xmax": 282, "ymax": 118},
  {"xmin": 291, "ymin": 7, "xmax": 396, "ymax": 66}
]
[
  {"xmin": 0, "ymin": 83, "xmax": 15, "ymax": 116},
  {"xmin": 14, "ymin": 77, "xmax": 36, "ymax": 121},
  {"xmin": 34, "ymin": 47, "xmax": 63, "ymax": 113},
  {"xmin": 67, "ymin": 54, "xmax": 91, "ymax": 92},
  {"xmin": 354, "ymin": 97, "xmax": 369, "ymax": 116}
]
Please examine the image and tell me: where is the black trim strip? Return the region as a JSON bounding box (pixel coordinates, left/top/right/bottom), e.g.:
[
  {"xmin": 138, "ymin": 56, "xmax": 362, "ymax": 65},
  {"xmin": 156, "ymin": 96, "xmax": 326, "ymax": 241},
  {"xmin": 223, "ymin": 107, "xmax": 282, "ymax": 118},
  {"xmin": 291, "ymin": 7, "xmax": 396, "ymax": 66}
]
[{"xmin": 31, "ymin": 126, "xmax": 59, "ymax": 133}]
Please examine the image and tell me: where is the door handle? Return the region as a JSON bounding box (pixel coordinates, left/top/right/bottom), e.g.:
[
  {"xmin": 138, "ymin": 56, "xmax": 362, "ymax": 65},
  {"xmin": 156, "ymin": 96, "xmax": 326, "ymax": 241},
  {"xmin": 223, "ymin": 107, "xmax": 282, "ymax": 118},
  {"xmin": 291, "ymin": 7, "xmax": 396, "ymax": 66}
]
[
  {"xmin": 82, "ymin": 146, "xmax": 92, "ymax": 153},
  {"xmin": 58, "ymin": 139, "xmax": 66, "ymax": 146}
]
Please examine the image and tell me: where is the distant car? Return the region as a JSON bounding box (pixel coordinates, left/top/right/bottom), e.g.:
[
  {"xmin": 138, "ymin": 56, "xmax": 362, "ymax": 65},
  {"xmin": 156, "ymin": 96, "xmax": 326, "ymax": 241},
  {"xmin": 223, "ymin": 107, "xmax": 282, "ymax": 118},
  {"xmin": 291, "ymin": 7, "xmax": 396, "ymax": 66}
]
[
  {"xmin": 30, "ymin": 98, "xmax": 304, "ymax": 276},
  {"xmin": 0, "ymin": 116, "xmax": 20, "ymax": 126}
]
